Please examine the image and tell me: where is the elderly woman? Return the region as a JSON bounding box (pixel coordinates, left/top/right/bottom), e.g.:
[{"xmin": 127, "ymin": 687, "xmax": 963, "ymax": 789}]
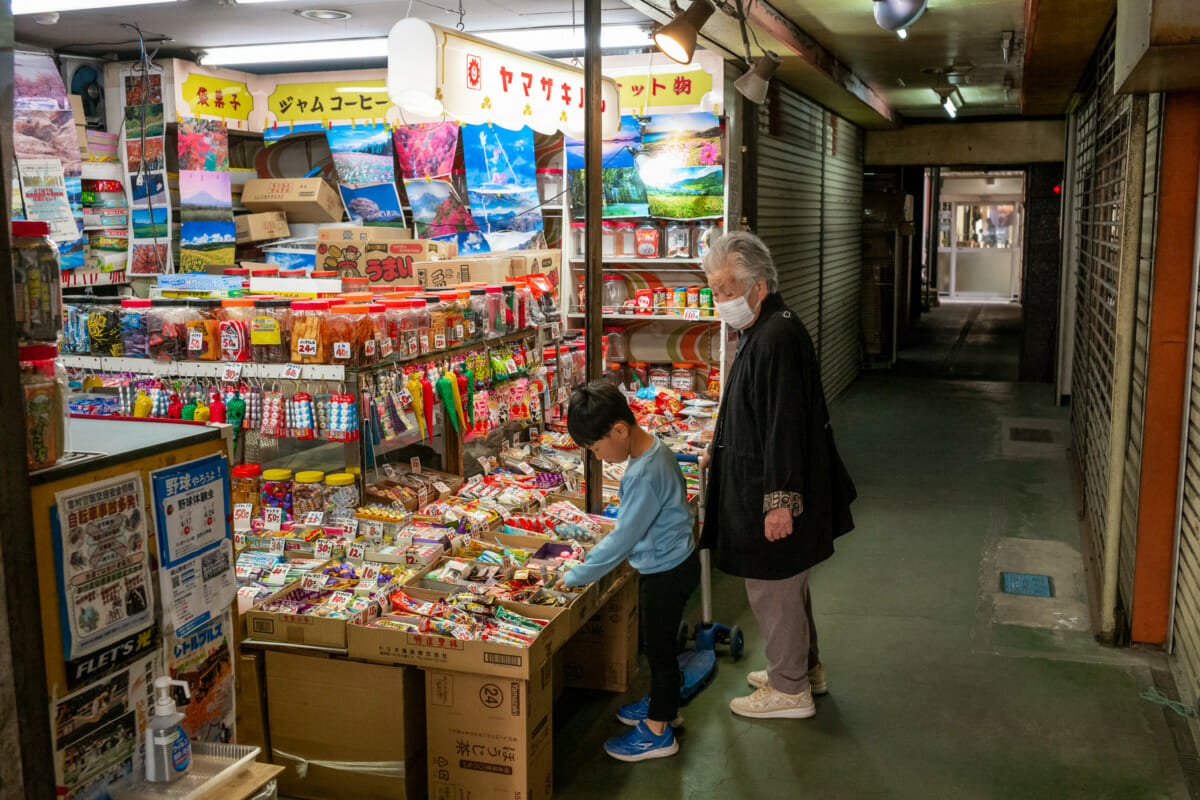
[{"xmin": 700, "ymin": 231, "xmax": 857, "ymax": 720}]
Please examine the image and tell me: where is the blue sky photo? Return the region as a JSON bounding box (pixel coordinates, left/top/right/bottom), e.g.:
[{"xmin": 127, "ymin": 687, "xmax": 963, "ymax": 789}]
[
  {"xmin": 564, "ymin": 115, "xmax": 641, "ymax": 170},
  {"xmin": 338, "ymin": 183, "xmax": 404, "ymax": 223},
  {"xmin": 181, "ymin": 220, "xmax": 235, "ymax": 247}
]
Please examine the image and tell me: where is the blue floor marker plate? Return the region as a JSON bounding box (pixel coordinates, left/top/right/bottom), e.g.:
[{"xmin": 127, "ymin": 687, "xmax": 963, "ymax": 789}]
[{"xmin": 1000, "ymin": 572, "xmax": 1054, "ymax": 597}]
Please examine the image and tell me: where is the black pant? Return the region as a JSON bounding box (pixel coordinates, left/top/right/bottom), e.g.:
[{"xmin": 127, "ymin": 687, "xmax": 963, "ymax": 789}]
[{"xmin": 640, "ymin": 549, "xmax": 700, "ymax": 723}]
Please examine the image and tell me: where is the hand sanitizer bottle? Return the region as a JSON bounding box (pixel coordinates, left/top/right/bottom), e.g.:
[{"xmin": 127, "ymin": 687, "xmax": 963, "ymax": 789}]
[{"xmin": 145, "ymin": 678, "xmax": 191, "ymax": 783}]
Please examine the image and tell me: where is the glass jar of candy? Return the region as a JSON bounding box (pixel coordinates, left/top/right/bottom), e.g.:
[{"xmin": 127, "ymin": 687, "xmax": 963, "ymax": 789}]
[
  {"xmin": 231, "ymin": 463, "xmax": 262, "ymax": 519},
  {"xmin": 293, "ymin": 470, "xmax": 328, "ymax": 516},
  {"xmin": 261, "ymin": 469, "xmax": 294, "ymax": 521}
]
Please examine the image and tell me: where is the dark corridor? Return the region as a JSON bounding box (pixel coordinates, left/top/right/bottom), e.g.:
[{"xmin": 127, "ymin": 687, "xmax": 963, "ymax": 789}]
[{"xmin": 894, "ymin": 301, "xmax": 1023, "ymax": 382}]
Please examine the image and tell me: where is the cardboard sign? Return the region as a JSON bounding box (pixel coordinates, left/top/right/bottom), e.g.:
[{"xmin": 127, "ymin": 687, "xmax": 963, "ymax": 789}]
[{"xmin": 233, "ymin": 503, "xmax": 253, "ymax": 531}]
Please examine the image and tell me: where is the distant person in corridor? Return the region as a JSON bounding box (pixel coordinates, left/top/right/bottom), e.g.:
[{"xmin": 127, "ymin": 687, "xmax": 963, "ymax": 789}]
[{"xmin": 700, "ymin": 231, "xmax": 858, "ymax": 719}]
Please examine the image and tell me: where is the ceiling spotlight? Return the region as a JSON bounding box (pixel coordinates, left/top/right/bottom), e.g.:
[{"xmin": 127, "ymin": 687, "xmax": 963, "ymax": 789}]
[
  {"xmin": 299, "ymin": 8, "xmax": 351, "ymax": 19},
  {"xmin": 734, "ymin": 51, "xmax": 781, "ymax": 104},
  {"xmin": 653, "ymin": 1, "xmax": 715, "ymax": 65},
  {"xmin": 896, "ymin": 27, "xmax": 908, "ymax": 39},
  {"xmin": 935, "ymin": 86, "xmax": 964, "ymax": 118},
  {"xmin": 873, "ymin": 0, "xmax": 927, "ymax": 33}
]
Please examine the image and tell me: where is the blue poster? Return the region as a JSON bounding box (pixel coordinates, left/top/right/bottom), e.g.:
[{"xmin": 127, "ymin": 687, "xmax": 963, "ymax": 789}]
[{"xmin": 461, "ymin": 123, "xmax": 544, "ymax": 251}]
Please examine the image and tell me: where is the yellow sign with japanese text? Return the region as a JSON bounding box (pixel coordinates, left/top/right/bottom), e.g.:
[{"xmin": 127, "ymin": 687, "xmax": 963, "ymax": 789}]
[
  {"xmin": 267, "ymin": 80, "xmax": 395, "ymax": 123},
  {"xmin": 180, "ymin": 73, "xmax": 253, "ymax": 120},
  {"xmin": 617, "ymin": 70, "xmax": 712, "ymax": 110}
]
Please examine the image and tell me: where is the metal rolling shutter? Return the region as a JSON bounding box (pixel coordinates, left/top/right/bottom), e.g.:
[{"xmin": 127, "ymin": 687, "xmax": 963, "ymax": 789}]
[
  {"xmin": 755, "ymin": 84, "xmax": 862, "ymax": 403},
  {"xmin": 820, "ymin": 114, "xmax": 864, "ymax": 402},
  {"xmin": 757, "ymin": 85, "xmax": 824, "ymax": 347},
  {"xmin": 1176, "ymin": 287, "xmax": 1200, "ymax": 703},
  {"xmin": 1068, "ymin": 24, "xmax": 1136, "ymax": 613}
]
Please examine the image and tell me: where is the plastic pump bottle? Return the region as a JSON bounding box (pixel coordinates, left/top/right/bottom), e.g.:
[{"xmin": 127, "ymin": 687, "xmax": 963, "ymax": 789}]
[{"xmin": 145, "ymin": 678, "xmax": 192, "ymax": 783}]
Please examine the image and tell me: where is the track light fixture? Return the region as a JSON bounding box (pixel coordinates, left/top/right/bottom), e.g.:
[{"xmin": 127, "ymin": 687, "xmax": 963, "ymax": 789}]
[
  {"xmin": 653, "ymin": 0, "xmax": 715, "ymax": 64},
  {"xmin": 873, "ymin": 0, "xmax": 927, "ymax": 33},
  {"xmin": 735, "ymin": 51, "xmax": 781, "ymax": 104},
  {"xmin": 935, "ymin": 86, "xmax": 964, "ymax": 118}
]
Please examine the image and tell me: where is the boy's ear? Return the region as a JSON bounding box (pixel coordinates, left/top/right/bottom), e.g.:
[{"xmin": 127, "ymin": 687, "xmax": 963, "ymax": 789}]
[{"xmin": 610, "ymin": 421, "xmax": 630, "ymax": 439}]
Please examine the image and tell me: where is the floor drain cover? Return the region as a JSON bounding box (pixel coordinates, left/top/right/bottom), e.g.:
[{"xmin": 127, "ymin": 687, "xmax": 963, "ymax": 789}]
[
  {"xmin": 1010, "ymin": 427, "xmax": 1054, "ymax": 443},
  {"xmin": 1000, "ymin": 572, "xmax": 1054, "ymax": 597}
]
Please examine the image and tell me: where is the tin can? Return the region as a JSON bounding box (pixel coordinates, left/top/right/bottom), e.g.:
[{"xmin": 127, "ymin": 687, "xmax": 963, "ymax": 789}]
[
  {"xmin": 686, "ymin": 286, "xmax": 700, "ymax": 308},
  {"xmin": 635, "ymin": 289, "xmax": 654, "ymax": 316},
  {"xmin": 699, "ymin": 287, "xmax": 714, "ymax": 316},
  {"xmin": 652, "ymin": 287, "xmax": 668, "ymax": 315},
  {"xmin": 671, "ymin": 287, "xmax": 687, "ymax": 316}
]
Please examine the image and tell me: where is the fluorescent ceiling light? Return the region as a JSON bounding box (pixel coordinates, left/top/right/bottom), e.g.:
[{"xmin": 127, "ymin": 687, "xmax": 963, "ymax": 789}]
[
  {"xmin": 12, "ymin": 0, "xmax": 177, "ymax": 12},
  {"xmin": 199, "ymin": 38, "xmax": 388, "ymax": 66},
  {"xmin": 474, "ymin": 25, "xmax": 651, "ymax": 53},
  {"xmin": 936, "ymin": 86, "xmax": 964, "ymax": 118}
]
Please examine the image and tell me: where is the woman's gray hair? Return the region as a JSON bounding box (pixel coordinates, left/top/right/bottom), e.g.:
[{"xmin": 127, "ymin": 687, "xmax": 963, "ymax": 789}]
[{"xmin": 701, "ymin": 231, "xmax": 779, "ymax": 293}]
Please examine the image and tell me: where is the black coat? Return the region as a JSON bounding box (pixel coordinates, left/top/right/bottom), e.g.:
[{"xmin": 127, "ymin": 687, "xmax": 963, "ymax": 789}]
[{"xmin": 701, "ymin": 293, "xmax": 857, "ymax": 580}]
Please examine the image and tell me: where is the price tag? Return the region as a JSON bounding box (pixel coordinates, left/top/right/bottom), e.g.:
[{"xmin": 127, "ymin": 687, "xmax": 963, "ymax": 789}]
[
  {"xmin": 347, "ymin": 543, "xmax": 366, "ymax": 561},
  {"xmin": 551, "ymin": 322, "xmax": 561, "ymax": 339},
  {"xmin": 359, "ymin": 520, "xmax": 385, "ymax": 540},
  {"xmin": 264, "ymin": 563, "xmax": 291, "ymax": 586},
  {"xmin": 333, "ymin": 341, "xmax": 351, "ymax": 360},
  {"xmin": 233, "ymin": 532, "xmax": 247, "ymax": 549},
  {"xmin": 361, "ymin": 562, "xmax": 382, "ymax": 582},
  {"xmin": 302, "ymin": 511, "xmax": 324, "ymax": 526},
  {"xmin": 558, "ymin": 387, "xmax": 568, "ymax": 404},
  {"xmin": 302, "ymin": 573, "xmax": 328, "ymax": 591},
  {"xmin": 187, "ymin": 330, "xmax": 203, "ymax": 351},
  {"xmin": 418, "ymin": 488, "xmax": 431, "ymax": 507},
  {"xmin": 284, "ymin": 363, "xmax": 303, "ymax": 379},
  {"xmin": 410, "ymin": 457, "xmax": 422, "ymax": 474},
  {"xmin": 512, "ymin": 434, "xmax": 522, "ymax": 448},
  {"xmin": 433, "ymin": 481, "xmax": 451, "ymax": 495},
  {"xmin": 341, "ymin": 520, "xmax": 357, "ymax": 537},
  {"xmin": 314, "ymin": 539, "xmax": 334, "ymax": 558},
  {"xmin": 684, "ymin": 308, "xmax": 701, "ymax": 321},
  {"xmin": 517, "ymin": 462, "xmax": 535, "ymax": 476},
  {"xmin": 296, "ymin": 338, "xmax": 318, "ymax": 357},
  {"xmin": 530, "ymin": 427, "xmax": 541, "ymax": 443},
  {"xmin": 365, "ymin": 339, "xmax": 377, "ymax": 357},
  {"xmin": 380, "ymin": 338, "xmax": 393, "ymax": 358},
  {"xmin": 382, "ymin": 462, "xmax": 398, "ymax": 480},
  {"xmin": 263, "ymin": 507, "xmax": 284, "ymax": 531},
  {"xmin": 233, "ymin": 503, "xmax": 253, "ymax": 532},
  {"xmin": 329, "ymin": 591, "xmax": 354, "ymax": 609},
  {"xmin": 506, "ymin": 358, "xmax": 519, "ymax": 374},
  {"xmin": 222, "ymin": 362, "xmax": 244, "ymax": 382},
  {"xmin": 237, "ymin": 585, "xmax": 261, "ymax": 600},
  {"xmin": 268, "ymin": 537, "xmax": 286, "ymax": 555}
]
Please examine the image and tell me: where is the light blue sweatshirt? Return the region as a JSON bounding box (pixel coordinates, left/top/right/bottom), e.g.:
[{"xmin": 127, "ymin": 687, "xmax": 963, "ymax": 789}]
[{"xmin": 562, "ymin": 435, "xmax": 695, "ymax": 588}]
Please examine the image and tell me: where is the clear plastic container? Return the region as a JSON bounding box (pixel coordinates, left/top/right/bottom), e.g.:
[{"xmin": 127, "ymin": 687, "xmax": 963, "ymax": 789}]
[
  {"xmin": 635, "ymin": 221, "xmax": 662, "ymax": 258},
  {"xmin": 290, "ymin": 300, "xmax": 328, "ymax": 364},
  {"xmin": 231, "ymin": 463, "xmax": 262, "ymax": 519},
  {"xmin": 424, "ymin": 295, "xmax": 448, "ymax": 352},
  {"xmin": 439, "ymin": 292, "xmax": 464, "ymax": 349},
  {"xmin": 604, "ymin": 327, "xmax": 625, "ymax": 362},
  {"xmin": 470, "ymin": 288, "xmax": 490, "ymax": 340},
  {"xmin": 411, "ymin": 298, "xmax": 432, "ymax": 356},
  {"xmin": 601, "ymin": 222, "xmax": 617, "ymax": 257},
  {"xmin": 148, "ymin": 298, "xmax": 186, "ymax": 361},
  {"xmin": 649, "ymin": 365, "xmax": 671, "ymax": 389},
  {"xmin": 252, "ymin": 298, "xmax": 293, "ymax": 364},
  {"xmin": 537, "ymin": 168, "xmax": 564, "ymax": 205},
  {"xmin": 671, "ymin": 363, "xmax": 695, "ymax": 392},
  {"xmin": 261, "ymin": 468, "xmax": 294, "ymax": 521},
  {"xmin": 293, "ymin": 470, "xmax": 328, "ymax": 516},
  {"xmin": 218, "ymin": 298, "xmax": 255, "ymax": 362},
  {"xmin": 62, "ymin": 299, "xmax": 90, "ymax": 355},
  {"xmin": 380, "ymin": 298, "xmax": 406, "ymax": 359},
  {"xmin": 326, "ymin": 304, "xmax": 374, "ymax": 367},
  {"xmin": 602, "ymin": 275, "xmax": 628, "ymax": 313},
  {"xmin": 694, "ymin": 219, "xmax": 721, "ymax": 258},
  {"xmin": 120, "ymin": 298, "xmax": 152, "ymax": 358},
  {"xmin": 613, "ymin": 221, "xmax": 637, "ymax": 257},
  {"xmin": 665, "ymin": 222, "xmax": 692, "ymax": 258},
  {"xmin": 368, "ymin": 303, "xmax": 388, "ymax": 361},
  {"xmin": 186, "ymin": 298, "xmax": 222, "ymax": 361},
  {"xmin": 87, "ymin": 297, "xmax": 124, "ymax": 357},
  {"xmin": 12, "ymin": 222, "xmax": 62, "ymax": 343},
  {"xmin": 516, "ymin": 283, "xmax": 537, "ymax": 326},
  {"xmin": 501, "ymin": 283, "xmax": 518, "ymax": 332},
  {"xmin": 571, "ymin": 222, "xmax": 586, "ymax": 258},
  {"xmin": 486, "ymin": 287, "xmax": 506, "ymax": 336},
  {"xmin": 324, "ymin": 472, "xmax": 359, "ymax": 521},
  {"xmin": 458, "ymin": 290, "xmax": 480, "ymax": 343}
]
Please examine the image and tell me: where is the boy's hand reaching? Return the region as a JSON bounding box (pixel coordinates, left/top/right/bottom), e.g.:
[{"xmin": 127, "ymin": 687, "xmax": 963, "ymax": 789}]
[{"xmin": 553, "ymin": 575, "xmax": 569, "ymax": 591}]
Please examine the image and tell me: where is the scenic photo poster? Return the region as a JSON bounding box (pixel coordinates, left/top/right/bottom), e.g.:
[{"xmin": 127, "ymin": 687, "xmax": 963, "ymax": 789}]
[
  {"xmin": 179, "ymin": 170, "xmax": 235, "ymax": 271},
  {"xmin": 338, "ymin": 182, "xmax": 404, "ymax": 223},
  {"xmin": 394, "ymin": 121, "xmax": 460, "ymax": 180},
  {"xmin": 326, "ymin": 123, "xmax": 404, "ymax": 223},
  {"xmin": 122, "ymin": 67, "xmax": 171, "ymax": 273},
  {"xmin": 461, "ymin": 123, "xmax": 544, "ymax": 251},
  {"xmin": 567, "ymin": 114, "xmax": 648, "ymax": 219},
  {"xmin": 637, "ymin": 112, "xmax": 724, "ymax": 219}
]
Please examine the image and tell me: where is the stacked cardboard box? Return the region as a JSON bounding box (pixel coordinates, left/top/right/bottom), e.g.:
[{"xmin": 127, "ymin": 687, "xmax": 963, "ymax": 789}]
[{"xmin": 560, "ymin": 576, "xmax": 639, "ymax": 692}]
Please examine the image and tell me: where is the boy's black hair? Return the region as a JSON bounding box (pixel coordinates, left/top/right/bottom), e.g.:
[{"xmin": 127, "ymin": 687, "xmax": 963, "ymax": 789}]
[{"xmin": 567, "ymin": 381, "xmax": 636, "ymax": 447}]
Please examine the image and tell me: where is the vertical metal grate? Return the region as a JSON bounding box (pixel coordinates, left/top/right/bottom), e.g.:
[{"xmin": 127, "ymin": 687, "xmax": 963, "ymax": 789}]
[{"xmin": 820, "ymin": 113, "xmax": 865, "ymax": 402}]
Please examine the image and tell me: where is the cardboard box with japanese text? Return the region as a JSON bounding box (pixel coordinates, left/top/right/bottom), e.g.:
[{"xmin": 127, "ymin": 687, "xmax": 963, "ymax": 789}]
[
  {"xmin": 394, "ymin": 256, "xmax": 515, "ymax": 289},
  {"xmin": 426, "ymin": 667, "xmax": 553, "ymax": 800},
  {"xmin": 561, "ymin": 575, "xmax": 639, "ymax": 692},
  {"xmin": 235, "ymin": 211, "xmax": 290, "ymax": 244},
  {"xmin": 320, "ymin": 239, "xmax": 457, "ymax": 283},
  {"xmin": 242, "ymin": 178, "xmax": 343, "ymax": 223},
  {"xmin": 234, "ymin": 651, "xmax": 269, "ymax": 758},
  {"xmin": 266, "ymin": 651, "xmax": 426, "ymax": 800}
]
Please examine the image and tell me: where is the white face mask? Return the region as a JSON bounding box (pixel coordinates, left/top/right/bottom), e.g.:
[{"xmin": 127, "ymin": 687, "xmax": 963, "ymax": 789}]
[{"xmin": 714, "ymin": 288, "xmax": 762, "ymax": 330}]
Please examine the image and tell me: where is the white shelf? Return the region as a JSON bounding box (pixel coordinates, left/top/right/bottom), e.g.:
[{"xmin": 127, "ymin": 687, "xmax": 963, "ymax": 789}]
[
  {"xmin": 59, "ymin": 355, "xmax": 347, "ymax": 382},
  {"xmin": 81, "ymin": 161, "xmax": 124, "ymax": 182},
  {"xmin": 567, "ymin": 312, "xmax": 718, "ymax": 323},
  {"xmin": 568, "ymin": 257, "xmax": 702, "ymax": 265}
]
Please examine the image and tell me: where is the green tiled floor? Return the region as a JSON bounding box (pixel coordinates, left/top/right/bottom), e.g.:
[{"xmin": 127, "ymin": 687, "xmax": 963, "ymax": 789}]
[{"xmin": 551, "ymin": 305, "xmax": 1190, "ymax": 799}]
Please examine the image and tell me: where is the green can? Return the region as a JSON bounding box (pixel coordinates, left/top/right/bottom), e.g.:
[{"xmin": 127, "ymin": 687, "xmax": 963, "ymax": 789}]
[{"xmin": 699, "ymin": 287, "xmax": 714, "ymax": 316}]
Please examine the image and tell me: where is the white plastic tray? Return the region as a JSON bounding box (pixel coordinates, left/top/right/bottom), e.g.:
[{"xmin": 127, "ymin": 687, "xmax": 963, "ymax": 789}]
[{"xmin": 113, "ymin": 742, "xmax": 261, "ymax": 800}]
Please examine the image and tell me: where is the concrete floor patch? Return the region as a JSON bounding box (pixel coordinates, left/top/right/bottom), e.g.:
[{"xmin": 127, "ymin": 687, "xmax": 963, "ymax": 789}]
[
  {"xmin": 991, "ymin": 537, "xmax": 1090, "ymax": 632},
  {"xmin": 999, "ymin": 417, "xmax": 1070, "ymax": 459}
]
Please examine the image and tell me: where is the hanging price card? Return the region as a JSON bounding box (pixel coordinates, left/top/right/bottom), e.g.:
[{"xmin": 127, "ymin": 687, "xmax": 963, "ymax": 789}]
[
  {"xmin": 188, "ymin": 330, "xmax": 203, "ymax": 351},
  {"xmin": 361, "ymin": 562, "xmax": 381, "ymax": 582},
  {"xmin": 268, "ymin": 537, "xmax": 286, "ymax": 555},
  {"xmin": 314, "ymin": 539, "xmax": 334, "ymax": 558},
  {"xmin": 233, "ymin": 503, "xmax": 253, "ymax": 531},
  {"xmin": 382, "ymin": 462, "xmax": 398, "ymax": 480},
  {"xmin": 418, "ymin": 488, "xmax": 431, "ymax": 507},
  {"xmin": 221, "ymin": 363, "xmax": 244, "ymax": 382},
  {"xmin": 284, "ymin": 363, "xmax": 303, "ymax": 379},
  {"xmin": 263, "ymin": 507, "xmax": 284, "ymax": 531},
  {"xmin": 328, "ymin": 591, "xmax": 353, "ymax": 609}
]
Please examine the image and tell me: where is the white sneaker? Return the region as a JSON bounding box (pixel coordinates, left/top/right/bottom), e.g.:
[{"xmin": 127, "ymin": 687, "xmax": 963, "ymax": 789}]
[
  {"xmin": 730, "ymin": 685, "xmax": 815, "ymax": 719},
  {"xmin": 747, "ymin": 663, "xmax": 828, "ymax": 695}
]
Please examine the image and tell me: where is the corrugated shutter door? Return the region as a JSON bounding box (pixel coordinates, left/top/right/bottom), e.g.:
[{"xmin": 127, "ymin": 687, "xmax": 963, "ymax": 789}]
[
  {"xmin": 1068, "ymin": 23, "xmax": 1136, "ymax": 616},
  {"xmin": 757, "ymin": 86, "xmax": 824, "ymax": 345},
  {"xmin": 755, "ymin": 84, "xmax": 862, "ymax": 403},
  {"xmin": 1176, "ymin": 287, "xmax": 1200, "ymax": 701},
  {"xmin": 820, "ymin": 114, "xmax": 864, "ymax": 402}
]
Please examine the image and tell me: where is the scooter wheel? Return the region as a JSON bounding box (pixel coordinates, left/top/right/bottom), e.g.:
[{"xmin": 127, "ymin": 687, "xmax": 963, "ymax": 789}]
[
  {"xmin": 730, "ymin": 625, "xmax": 745, "ymax": 661},
  {"xmin": 677, "ymin": 621, "xmax": 691, "ymax": 653}
]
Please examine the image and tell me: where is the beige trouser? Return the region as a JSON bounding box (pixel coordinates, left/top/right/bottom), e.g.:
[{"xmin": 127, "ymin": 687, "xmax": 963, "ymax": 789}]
[{"xmin": 745, "ymin": 569, "xmax": 819, "ymax": 694}]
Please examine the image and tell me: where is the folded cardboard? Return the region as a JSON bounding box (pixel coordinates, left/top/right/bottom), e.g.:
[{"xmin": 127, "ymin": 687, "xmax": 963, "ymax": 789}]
[
  {"xmin": 244, "ymin": 588, "xmax": 381, "ymax": 648},
  {"xmin": 236, "ymin": 211, "xmax": 290, "ymax": 244},
  {"xmin": 507, "ymin": 249, "xmax": 562, "ymax": 277},
  {"xmin": 267, "ymin": 651, "xmax": 425, "ymax": 800},
  {"xmin": 561, "ymin": 576, "xmax": 639, "ymax": 692},
  {"xmin": 234, "ymin": 651, "xmax": 270, "ymax": 758},
  {"xmin": 426, "ymin": 668, "xmax": 553, "ymax": 800},
  {"xmin": 242, "ymin": 178, "xmax": 343, "ymax": 223},
  {"xmin": 403, "ymin": 257, "xmax": 515, "ymax": 289},
  {"xmin": 347, "ymin": 587, "xmax": 562, "ymax": 679}
]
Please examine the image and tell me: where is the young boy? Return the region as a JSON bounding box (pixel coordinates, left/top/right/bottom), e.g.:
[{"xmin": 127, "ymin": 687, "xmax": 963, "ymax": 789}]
[{"xmin": 559, "ymin": 381, "xmax": 699, "ymax": 762}]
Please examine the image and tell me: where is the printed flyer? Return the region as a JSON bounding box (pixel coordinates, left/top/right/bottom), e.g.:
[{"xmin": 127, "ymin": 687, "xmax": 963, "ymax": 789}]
[
  {"xmin": 52, "ymin": 652, "xmax": 160, "ymax": 799},
  {"xmin": 52, "ymin": 473, "xmax": 155, "ymax": 676},
  {"xmin": 168, "ymin": 612, "xmax": 235, "ymax": 744},
  {"xmin": 150, "ymin": 454, "xmax": 234, "ymax": 638},
  {"xmin": 18, "ymin": 158, "xmax": 79, "ymax": 241}
]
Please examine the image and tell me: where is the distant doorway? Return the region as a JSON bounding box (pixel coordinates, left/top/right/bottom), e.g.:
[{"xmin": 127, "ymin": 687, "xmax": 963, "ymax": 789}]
[{"xmin": 935, "ymin": 171, "xmax": 1025, "ymax": 300}]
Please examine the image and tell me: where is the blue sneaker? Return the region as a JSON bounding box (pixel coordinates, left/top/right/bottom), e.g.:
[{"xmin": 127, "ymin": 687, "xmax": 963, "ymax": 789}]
[
  {"xmin": 604, "ymin": 720, "xmax": 679, "ymax": 762},
  {"xmin": 616, "ymin": 695, "xmax": 683, "ymax": 728}
]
